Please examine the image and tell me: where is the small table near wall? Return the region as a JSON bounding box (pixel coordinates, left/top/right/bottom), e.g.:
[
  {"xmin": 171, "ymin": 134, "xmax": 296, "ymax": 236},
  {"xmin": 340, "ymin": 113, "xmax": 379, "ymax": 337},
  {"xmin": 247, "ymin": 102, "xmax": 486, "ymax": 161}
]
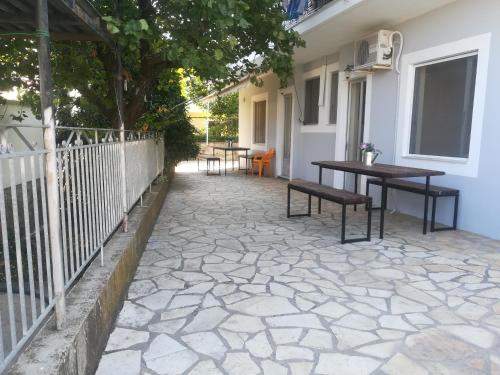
[
  {"xmin": 213, "ymin": 146, "xmax": 251, "ymax": 175},
  {"xmin": 311, "ymin": 161, "xmax": 445, "ymax": 239}
]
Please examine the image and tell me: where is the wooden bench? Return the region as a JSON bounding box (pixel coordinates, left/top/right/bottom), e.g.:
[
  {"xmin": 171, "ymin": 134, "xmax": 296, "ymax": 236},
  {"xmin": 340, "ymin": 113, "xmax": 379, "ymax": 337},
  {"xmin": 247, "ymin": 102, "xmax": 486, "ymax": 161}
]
[
  {"xmin": 197, "ymin": 154, "xmax": 221, "ymax": 176},
  {"xmin": 366, "ymin": 178, "xmax": 459, "ymax": 232},
  {"xmin": 288, "ymin": 179, "xmax": 372, "ymax": 244}
]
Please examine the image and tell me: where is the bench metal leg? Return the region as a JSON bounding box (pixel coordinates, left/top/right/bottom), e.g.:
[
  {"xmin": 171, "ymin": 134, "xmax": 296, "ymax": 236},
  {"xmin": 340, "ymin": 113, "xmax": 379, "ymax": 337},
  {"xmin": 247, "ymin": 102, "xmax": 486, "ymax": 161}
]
[
  {"xmin": 206, "ymin": 159, "xmax": 209, "ymax": 176},
  {"xmin": 318, "ymin": 167, "xmax": 323, "ymax": 214},
  {"xmin": 431, "ymin": 194, "xmax": 459, "ymax": 232},
  {"xmin": 341, "ymin": 201, "xmax": 372, "ymax": 244},
  {"xmin": 380, "ymin": 178, "xmax": 387, "ymax": 239},
  {"xmin": 431, "ymin": 196, "xmax": 437, "ymax": 232},
  {"xmin": 453, "ymin": 194, "xmax": 459, "ymax": 230},
  {"xmin": 287, "ymin": 189, "xmax": 314, "ymax": 218},
  {"xmin": 423, "ymin": 176, "xmax": 430, "ymax": 234}
]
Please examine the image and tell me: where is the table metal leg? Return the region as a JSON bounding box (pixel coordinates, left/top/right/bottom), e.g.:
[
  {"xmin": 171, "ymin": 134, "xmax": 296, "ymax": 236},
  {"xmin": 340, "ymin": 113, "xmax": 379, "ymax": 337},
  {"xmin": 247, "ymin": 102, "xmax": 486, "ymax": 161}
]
[
  {"xmin": 224, "ymin": 150, "xmax": 227, "ymax": 176},
  {"xmin": 354, "ymin": 173, "xmax": 358, "ymax": 211},
  {"xmin": 423, "ymin": 176, "xmax": 430, "ymax": 234},
  {"xmin": 380, "ymin": 177, "xmax": 387, "ymax": 239},
  {"xmin": 232, "ymin": 151, "xmax": 235, "ymax": 171},
  {"xmin": 245, "ymin": 150, "xmax": 248, "ymax": 175},
  {"xmin": 318, "ymin": 167, "xmax": 323, "ymax": 214}
]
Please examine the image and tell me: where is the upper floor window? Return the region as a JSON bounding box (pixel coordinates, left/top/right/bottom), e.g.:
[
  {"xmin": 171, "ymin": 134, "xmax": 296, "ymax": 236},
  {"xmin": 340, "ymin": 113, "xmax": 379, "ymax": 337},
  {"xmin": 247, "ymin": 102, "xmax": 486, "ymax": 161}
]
[
  {"xmin": 409, "ymin": 54, "xmax": 477, "ymax": 159},
  {"xmin": 304, "ymin": 76, "xmax": 320, "ymax": 125}
]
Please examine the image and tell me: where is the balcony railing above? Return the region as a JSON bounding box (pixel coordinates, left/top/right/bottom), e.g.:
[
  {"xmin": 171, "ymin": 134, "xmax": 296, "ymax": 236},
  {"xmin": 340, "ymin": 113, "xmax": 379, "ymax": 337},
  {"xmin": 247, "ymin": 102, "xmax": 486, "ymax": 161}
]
[{"xmin": 285, "ymin": 0, "xmax": 336, "ymax": 29}]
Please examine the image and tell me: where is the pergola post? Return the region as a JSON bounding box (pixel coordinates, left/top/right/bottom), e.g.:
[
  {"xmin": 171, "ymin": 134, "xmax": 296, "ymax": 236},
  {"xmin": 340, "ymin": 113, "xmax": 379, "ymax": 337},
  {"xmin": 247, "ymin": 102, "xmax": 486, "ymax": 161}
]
[{"xmin": 36, "ymin": 0, "xmax": 66, "ymax": 329}]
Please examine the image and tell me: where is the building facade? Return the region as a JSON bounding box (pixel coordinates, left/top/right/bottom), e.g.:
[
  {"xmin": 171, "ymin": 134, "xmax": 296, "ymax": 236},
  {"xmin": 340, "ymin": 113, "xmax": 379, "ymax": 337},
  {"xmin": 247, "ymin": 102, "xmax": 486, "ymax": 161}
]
[{"xmin": 237, "ymin": 0, "xmax": 500, "ymax": 239}]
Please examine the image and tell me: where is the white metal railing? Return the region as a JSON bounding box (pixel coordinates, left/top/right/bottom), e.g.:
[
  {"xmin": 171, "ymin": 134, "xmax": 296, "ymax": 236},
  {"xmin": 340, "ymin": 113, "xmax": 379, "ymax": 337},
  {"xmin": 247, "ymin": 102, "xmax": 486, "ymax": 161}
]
[{"xmin": 0, "ymin": 124, "xmax": 164, "ymax": 372}]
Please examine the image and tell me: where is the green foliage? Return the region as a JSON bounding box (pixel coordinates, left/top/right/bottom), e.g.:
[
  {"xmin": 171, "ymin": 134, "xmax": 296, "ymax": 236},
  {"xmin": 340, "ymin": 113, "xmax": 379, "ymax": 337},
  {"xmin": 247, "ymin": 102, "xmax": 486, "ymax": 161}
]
[
  {"xmin": 207, "ymin": 119, "xmax": 239, "ymax": 142},
  {"xmin": 139, "ymin": 71, "xmax": 200, "ymax": 167},
  {"xmin": 0, "ymin": 0, "xmax": 303, "ymax": 131},
  {"xmin": 209, "ymin": 93, "xmax": 239, "ymax": 120}
]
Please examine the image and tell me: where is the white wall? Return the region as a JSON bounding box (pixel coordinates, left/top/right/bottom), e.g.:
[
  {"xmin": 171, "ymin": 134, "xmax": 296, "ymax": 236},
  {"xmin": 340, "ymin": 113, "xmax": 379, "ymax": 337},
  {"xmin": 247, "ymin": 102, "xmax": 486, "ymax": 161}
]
[{"xmin": 0, "ymin": 101, "xmax": 44, "ymax": 187}]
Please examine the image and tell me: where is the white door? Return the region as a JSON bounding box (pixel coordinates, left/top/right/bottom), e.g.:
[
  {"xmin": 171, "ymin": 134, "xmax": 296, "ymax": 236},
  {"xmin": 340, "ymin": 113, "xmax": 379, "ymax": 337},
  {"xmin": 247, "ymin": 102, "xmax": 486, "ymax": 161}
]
[{"xmin": 282, "ymin": 94, "xmax": 293, "ymax": 177}]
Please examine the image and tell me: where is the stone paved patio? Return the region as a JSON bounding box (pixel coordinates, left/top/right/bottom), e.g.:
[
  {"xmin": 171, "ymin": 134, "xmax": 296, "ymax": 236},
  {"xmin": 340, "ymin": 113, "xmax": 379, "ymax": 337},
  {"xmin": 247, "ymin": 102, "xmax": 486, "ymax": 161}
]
[{"xmin": 96, "ymin": 162, "xmax": 500, "ymax": 375}]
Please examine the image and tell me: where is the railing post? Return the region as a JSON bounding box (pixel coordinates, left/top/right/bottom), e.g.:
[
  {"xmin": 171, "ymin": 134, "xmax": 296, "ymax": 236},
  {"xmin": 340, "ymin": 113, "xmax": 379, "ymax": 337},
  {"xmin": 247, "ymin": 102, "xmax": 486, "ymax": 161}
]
[
  {"xmin": 116, "ymin": 50, "xmax": 128, "ymax": 232},
  {"xmin": 37, "ymin": 0, "xmax": 66, "ymax": 329}
]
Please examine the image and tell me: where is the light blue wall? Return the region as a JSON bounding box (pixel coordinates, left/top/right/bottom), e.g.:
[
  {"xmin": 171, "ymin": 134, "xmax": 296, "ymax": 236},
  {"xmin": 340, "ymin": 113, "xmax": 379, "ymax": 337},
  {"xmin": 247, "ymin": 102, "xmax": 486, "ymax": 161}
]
[{"xmin": 353, "ymin": 0, "xmax": 500, "ymax": 239}]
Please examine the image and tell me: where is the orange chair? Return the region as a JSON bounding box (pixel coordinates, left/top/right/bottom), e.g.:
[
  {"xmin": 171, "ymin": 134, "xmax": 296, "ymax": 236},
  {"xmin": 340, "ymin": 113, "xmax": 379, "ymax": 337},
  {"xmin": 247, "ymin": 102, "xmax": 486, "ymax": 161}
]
[{"xmin": 251, "ymin": 148, "xmax": 276, "ymax": 177}]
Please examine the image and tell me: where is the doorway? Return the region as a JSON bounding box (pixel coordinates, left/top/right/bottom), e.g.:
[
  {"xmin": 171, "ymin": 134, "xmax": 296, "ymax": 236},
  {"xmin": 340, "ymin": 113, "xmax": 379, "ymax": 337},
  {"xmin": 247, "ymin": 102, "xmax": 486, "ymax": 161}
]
[
  {"xmin": 281, "ymin": 93, "xmax": 293, "ymax": 177},
  {"xmin": 345, "ymin": 78, "xmax": 367, "ymax": 190}
]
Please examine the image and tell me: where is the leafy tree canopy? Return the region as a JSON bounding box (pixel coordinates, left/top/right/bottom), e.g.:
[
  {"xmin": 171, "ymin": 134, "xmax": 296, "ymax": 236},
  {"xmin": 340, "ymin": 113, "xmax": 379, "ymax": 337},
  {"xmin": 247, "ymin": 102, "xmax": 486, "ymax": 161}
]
[{"xmin": 0, "ymin": 0, "xmax": 304, "ymax": 130}]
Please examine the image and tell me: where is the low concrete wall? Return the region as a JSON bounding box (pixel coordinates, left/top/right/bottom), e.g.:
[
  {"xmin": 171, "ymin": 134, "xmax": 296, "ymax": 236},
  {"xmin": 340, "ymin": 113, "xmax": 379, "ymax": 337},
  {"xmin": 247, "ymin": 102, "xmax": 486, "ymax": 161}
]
[{"xmin": 8, "ymin": 172, "xmax": 173, "ymax": 375}]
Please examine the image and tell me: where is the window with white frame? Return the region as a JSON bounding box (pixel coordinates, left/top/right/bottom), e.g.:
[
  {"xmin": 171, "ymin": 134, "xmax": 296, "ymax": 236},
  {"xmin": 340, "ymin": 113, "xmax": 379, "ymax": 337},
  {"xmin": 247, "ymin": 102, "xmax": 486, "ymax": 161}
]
[
  {"xmin": 397, "ymin": 33, "xmax": 491, "ymax": 178},
  {"xmin": 409, "ymin": 54, "xmax": 477, "ymax": 159},
  {"xmin": 329, "ymin": 72, "xmax": 339, "ymax": 124},
  {"xmin": 304, "ymin": 76, "xmax": 320, "ymax": 125},
  {"xmin": 253, "ymin": 100, "xmax": 266, "ymax": 144}
]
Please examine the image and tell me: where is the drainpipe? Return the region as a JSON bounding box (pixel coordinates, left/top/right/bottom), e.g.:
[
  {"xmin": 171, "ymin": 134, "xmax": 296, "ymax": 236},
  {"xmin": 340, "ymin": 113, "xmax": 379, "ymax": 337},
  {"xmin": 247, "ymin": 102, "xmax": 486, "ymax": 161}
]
[{"xmin": 36, "ymin": 0, "xmax": 66, "ymax": 329}]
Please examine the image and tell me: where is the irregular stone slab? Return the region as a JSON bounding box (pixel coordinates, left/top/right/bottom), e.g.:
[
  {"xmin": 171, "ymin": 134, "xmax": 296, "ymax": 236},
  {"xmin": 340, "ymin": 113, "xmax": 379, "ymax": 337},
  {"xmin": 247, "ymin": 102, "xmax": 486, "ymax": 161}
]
[
  {"xmin": 266, "ymin": 314, "xmax": 324, "ymax": 329},
  {"xmin": 355, "ymin": 340, "xmax": 401, "ymax": 359},
  {"xmin": 220, "ymin": 314, "xmax": 266, "ymax": 333},
  {"xmin": 405, "ymin": 328, "xmax": 482, "ymax": 362},
  {"xmin": 270, "ymin": 282, "xmax": 295, "ymax": 298},
  {"xmin": 144, "ymin": 334, "xmax": 199, "ymax": 375},
  {"xmin": 240, "ymin": 284, "xmax": 266, "ymax": 294},
  {"xmin": 276, "ymin": 345, "xmax": 314, "ymax": 361},
  {"xmin": 161, "ymin": 306, "xmax": 197, "ymax": 321},
  {"xmin": 330, "ymin": 326, "xmax": 379, "ymax": 349},
  {"xmin": 270, "ymin": 328, "xmax": 303, "ymax": 345},
  {"xmin": 222, "ymin": 353, "xmax": 260, "ymax": 375},
  {"xmin": 381, "ymin": 353, "xmax": 429, "ymax": 375},
  {"xmin": 128, "ymin": 280, "xmax": 157, "ymax": 299},
  {"xmin": 172, "ymin": 271, "xmax": 213, "ymax": 282},
  {"xmin": 105, "ymin": 328, "xmax": 150, "ymax": 351},
  {"xmin": 439, "ymin": 325, "xmax": 495, "ymax": 349},
  {"xmin": 154, "ymin": 275, "xmax": 186, "ymax": 290},
  {"xmin": 228, "ymin": 296, "xmax": 299, "ymax": 316},
  {"xmin": 169, "ymin": 294, "xmax": 203, "ymax": 309},
  {"xmin": 428, "ymin": 272, "xmax": 465, "ymax": 283},
  {"xmin": 149, "ymin": 319, "xmax": 187, "ymax": 335},
  {"xmin": 116, "ymin": 301, "xmax": 155, "ymax": 328},
  {"xmin": 213, "ymin": 284, "xmax": 237, "ymax": 296},
  {"xmin": 182, "ymin": 331, "xmax": 228, "ymax": 360},
  {"xmin": 379, "ymin": 315, "xmax": 417, "ymax": 332},
  {"xmin": 262, "ymin": 360, "xmax": 287, "ymax": 375},
  {"xmin": 312, "ymin": 301, "xmax": 350, "ymax": 319},
  {"xmin": 202, "ymin": 293, "xmax": 221, "ymax": 308},
  {"xmin": 290, "ymin": 362, "xmax": 314, "ymax": 375},
  {"xmin": 230, "ymin": 266, "xmax": 256, "ymax": 279},
  {"xmin": 137, "ymin": 290, "xmax": 176, "ymax": 311},
  {"xmin": 96, "ymin": 350, "xmax": 141, "ymax": 375},
  {"xmin": 218, "ymin": 329, "xmax": 248, "ymax": 349},
  {"xmin": 334, "ymin": 313, "xmax": 377, "ymax": 331},
  {"xmin": 155, "ymin": 257, "xmax": 182, "ymax": 268},
  {"xmin": 315, "ymin": 353, "xmax": 380, "ymax": 375},
  {"xmin": 183, "ymin": 307, "xmax": 229, "ymax": 333},
  {"xmin": 245, "ymin": 332, "xmax": 273, "ymax": 358},
  {"xmin": 135, "ymin": 266, "xmax": 169, "ymax": 279},
  {"xmin": 202, "ymin": 263, "xmax": 245, "ymax": 273},
  {"xmin": 369, "ymin": 268, "xmax": 405, "ymax": 280},
  {"xmin": 188, "ymin": 360, "xmax": 223, "ymax": 375},
  {"xmin": 178, "ymin": 282, "xmax": 215, "ymax": 295},
  {"xmin": 300, "ymin": 329, "xmax": 333, "ymax": 350},
  {"xmin": 391, "ymin": 296, "xmax": 428, "ymax": 314}
]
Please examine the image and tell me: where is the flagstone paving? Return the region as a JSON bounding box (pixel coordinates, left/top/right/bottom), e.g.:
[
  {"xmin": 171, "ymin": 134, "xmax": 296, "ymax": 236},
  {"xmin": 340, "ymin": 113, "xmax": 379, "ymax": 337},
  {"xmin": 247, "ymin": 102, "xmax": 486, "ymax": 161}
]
[{"xmin": 96, "ymin": 163, "xmax": 500, "ymax": 375}]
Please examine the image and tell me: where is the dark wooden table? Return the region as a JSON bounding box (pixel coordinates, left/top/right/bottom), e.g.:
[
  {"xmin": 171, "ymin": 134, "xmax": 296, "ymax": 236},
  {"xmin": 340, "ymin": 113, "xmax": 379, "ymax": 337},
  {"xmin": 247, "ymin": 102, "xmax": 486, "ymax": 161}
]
[
  {"xmin": 311, "ymin": 161, "xmax": 445, "ymax": 239},
  {"xmin": 213, "ymin": 146, "xmax": 251, "ymax": 175}
]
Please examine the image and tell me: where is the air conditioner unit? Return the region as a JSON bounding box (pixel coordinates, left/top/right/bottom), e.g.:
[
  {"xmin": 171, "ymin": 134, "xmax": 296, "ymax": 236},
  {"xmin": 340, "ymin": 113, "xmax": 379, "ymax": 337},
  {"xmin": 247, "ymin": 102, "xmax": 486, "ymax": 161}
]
[{"xmin": 354, "ymin": 30, "xmax": 394, "ymax": 71}]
